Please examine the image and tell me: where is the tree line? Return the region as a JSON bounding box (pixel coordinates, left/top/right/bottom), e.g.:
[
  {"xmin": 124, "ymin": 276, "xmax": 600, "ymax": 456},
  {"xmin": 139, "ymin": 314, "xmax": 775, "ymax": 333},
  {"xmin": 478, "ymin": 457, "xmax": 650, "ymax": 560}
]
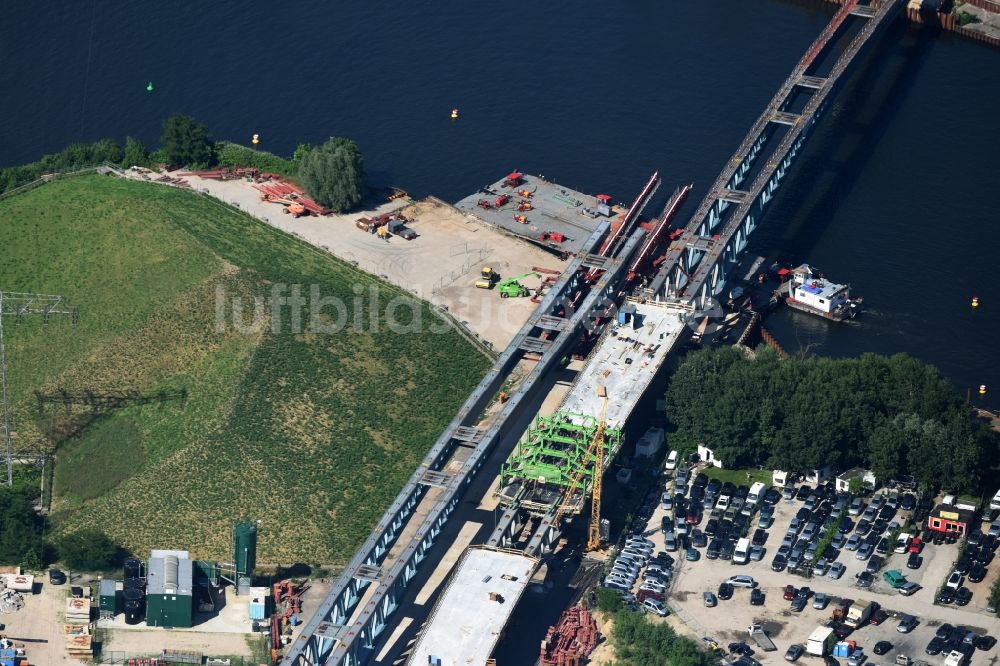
[
  {"xmin": 0, "ymin": 114, "xmax": 366, "ymax": 212},
  {"xmin": 664, "ymin": 346, "xmax": 1000, "ymax": 495},
  {"xmin": 0, "ymin": 484, "xmax": 120, "ymax": 571}
]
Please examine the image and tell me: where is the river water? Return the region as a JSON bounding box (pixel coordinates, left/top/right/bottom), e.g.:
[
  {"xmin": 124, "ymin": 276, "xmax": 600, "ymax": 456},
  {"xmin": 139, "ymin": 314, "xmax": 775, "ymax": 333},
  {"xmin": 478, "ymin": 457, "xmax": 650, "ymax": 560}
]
[{"xmin": 1, "ymin": 2, "xmax": 996, "ymax": 394}]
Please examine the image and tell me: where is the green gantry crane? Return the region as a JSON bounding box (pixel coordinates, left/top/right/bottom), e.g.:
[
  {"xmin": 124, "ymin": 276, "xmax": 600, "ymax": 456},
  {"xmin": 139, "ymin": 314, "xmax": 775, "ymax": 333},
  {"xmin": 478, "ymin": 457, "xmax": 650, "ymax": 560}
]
[{"xmin": 497, "ymin": 272, "xmax": 541, "ymax": 299}]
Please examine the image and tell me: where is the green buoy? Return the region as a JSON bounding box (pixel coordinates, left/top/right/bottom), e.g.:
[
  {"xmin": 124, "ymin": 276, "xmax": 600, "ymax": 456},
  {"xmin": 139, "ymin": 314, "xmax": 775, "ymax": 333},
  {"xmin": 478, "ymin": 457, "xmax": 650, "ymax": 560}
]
[{"xmin": 146, "ymin": 82, "xmax": 154, "ymax": 93}]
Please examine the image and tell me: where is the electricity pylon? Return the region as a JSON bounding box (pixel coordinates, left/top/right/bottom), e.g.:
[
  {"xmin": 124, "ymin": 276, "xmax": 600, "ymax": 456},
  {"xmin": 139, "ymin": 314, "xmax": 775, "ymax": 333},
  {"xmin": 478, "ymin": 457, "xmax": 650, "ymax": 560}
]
[{"xmin": 0, "ymin": 292, "xmax": 77, "ymax": 486}]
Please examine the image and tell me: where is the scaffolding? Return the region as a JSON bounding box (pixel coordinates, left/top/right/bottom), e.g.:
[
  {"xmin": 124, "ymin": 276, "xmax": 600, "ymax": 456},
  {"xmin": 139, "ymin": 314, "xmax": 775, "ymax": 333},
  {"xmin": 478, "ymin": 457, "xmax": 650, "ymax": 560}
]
[{"xmin": 498, "ymin": 410, "xmax": 621, "ymax": 515}]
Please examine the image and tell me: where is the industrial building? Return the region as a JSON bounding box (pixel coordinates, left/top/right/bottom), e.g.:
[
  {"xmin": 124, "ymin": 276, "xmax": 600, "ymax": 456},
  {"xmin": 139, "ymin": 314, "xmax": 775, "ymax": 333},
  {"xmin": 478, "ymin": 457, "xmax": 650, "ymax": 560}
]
[{"xmin": 146, "ymin": 549, "xmax": 194, "ymax": 628}]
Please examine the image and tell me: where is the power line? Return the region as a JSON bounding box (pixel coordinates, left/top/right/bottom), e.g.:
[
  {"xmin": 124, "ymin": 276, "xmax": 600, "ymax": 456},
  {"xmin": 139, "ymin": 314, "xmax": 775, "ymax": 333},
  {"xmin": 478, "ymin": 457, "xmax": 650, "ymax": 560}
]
[{"xmin": 0, "ymin": 292, "xmax": 78, "ymax": 486}]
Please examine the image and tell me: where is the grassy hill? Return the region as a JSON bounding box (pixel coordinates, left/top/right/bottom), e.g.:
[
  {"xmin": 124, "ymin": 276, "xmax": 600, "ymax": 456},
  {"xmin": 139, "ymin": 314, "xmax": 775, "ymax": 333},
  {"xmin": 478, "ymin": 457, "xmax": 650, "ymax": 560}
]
[{"xmin": 0, "ymin": 174, "xmax": 489, "ymax": 563}]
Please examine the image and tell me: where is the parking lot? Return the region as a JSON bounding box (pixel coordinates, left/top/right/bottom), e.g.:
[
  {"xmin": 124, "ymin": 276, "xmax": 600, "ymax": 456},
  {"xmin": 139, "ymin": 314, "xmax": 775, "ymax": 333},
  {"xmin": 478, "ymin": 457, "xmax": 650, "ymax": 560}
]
[{"xmin": 601, "ymin": 465, "xmax": 1000, "ymax": 665}]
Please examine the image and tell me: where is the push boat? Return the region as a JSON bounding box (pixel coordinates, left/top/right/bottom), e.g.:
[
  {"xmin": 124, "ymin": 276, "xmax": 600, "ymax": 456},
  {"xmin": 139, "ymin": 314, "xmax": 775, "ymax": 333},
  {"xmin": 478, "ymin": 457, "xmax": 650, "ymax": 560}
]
[{"xmin": 780, "ymin": 264, "xmax": 862, "ymax": 321}]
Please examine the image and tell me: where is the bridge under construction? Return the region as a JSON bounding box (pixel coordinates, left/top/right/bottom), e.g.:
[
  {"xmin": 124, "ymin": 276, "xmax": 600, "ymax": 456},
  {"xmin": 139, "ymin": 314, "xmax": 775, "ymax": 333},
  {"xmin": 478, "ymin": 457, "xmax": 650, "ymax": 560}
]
[{"xmin": 283, "ymin": 2, "xmax": 906, "ymax": 664}]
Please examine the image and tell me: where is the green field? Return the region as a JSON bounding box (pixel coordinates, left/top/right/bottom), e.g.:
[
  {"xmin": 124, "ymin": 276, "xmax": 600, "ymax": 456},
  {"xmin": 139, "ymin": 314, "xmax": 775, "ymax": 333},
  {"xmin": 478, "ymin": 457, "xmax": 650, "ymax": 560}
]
[{"xmin": 0, "ymin": 174, "xmax": 489, "ymax": 563}]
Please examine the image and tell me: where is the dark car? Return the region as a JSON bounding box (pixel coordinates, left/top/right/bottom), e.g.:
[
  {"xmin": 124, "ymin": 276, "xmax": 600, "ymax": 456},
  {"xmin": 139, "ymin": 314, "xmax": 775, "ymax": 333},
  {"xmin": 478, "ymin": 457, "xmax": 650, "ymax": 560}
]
[
  {"xmin": 765, "ymin": 488, "xmax": 781, "ymax": 505},
  {"xmin": 956, "ymin": 553, "xmax": 973, "ymax": 574},
  {"xmin": 771, "ymin": 555, "xmax": 787, "ymax": 572},
  {"xmin": 969, "ymin": 563, "xmax": 987, "ymax": 583},
  {"xmin": 751, "ymin": 588, "xmax": 765, "ymax": 606},
  {"xmin": 855, "ymin": 571, "xmax": 874, "ymax": 588},
  {"xmin": 907, "ymin": 552, "xmax": 923, "ymax": 569},
  {"xmin": 693, "ymin": 531, "xmax": 708, "ymax": 548},
  {"xmin": 839, "ymin": 517, "xmax": 854, "ymax": 534},
  {"xmin": 707, "ymin": 479, "xmax": 722, "ymax": 495},
  {"xmin": 48, "ymin": 568, "xmax": 66, "ymax": 585},
  {"xmin": 901, "ymin": 493, "xmax": 916, "ymax": 510},
  {"xmin": 796, "ymin": 507, "xmax": 811, "ymax": 521},
  {"xmin": 926, "ymin": 637, "xmax": 945, "ymax": 655},
  {"xmin": 936, "ymin": 624, "xmax": 955, "ymax": 640},
  {"xmin": 875, "ymin": 537, "xmax": 890, "ymax": 555},
  {"xmin": 873, "ymin": 641, "xmax": 892, "ymax": 656},
  {"xmin": 752, "ymin": 529, "xmax": 768, "ymax": 546},
  {"xmin": 976, "ymin": 635, "xmax": 997, "ymax": 651},
  {"xmin": 955, "ymin": 587, "xmax": 972, "ymax": 606},
  {"xmin": 866, "ymin": 555, "xmax": 883, "ymax": 573},
  {"xmin": 707, "ymin": 539, "xmax": 721, "ymax": 559},
  {"xmin": 705, "ymin": 518, "xmax": 719, "ymax": 535},
  {"xmin": 975, "ymin": 547, "xmax": 993, "ymax": 565},
  {"xmin": 856, "ymin": 520, "xmax": 871, "ymax": 536},
  {"xmin": 834, "ymin": 624, "xmax": 853, "ymax": 640},
  {"xmin": 796, "ymin": 485, "xmax": 812, "ymax": 501},
  {"xmin": 937, "ymin": 588, "xmax": 956, "ymax": 604},
  {"xmin": 870, "ymin": 609, "xmax": 888, "ymax": 626},
  {"xmin": 790, "ymin": 595, "xmax": 807, "ymax": 612},
  {"xmin": 718, "ymin": 582, "xmax": 734, "ymax": 600},
  {"xmin": 694, "ymin": 472, "xmax": 708, "ymax": 488}
]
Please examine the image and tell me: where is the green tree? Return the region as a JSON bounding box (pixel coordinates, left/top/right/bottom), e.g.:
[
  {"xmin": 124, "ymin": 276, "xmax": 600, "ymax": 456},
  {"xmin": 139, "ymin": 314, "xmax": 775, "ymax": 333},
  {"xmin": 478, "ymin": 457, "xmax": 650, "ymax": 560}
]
[
  {"xmin": 122, "ymin": 136, "xmax": 148, "ymax": 168},
  {"xmin": 848, "ymin": 476, "xmax": 863, "ymax": 496},
  {"xmin": 297, "ymin": 137, "xmax": 366, "ymax": 212},
  {"xmin": 54, "ymin": 529, "xmax": 120, "ymax": 571},
  {"xmin": 160, "ymin": 113, "xmax": 214, "ymax": 167},
  {"xmin": 0, "ymin": 487, "xmax": 47, "ymax": 567},
  {"xmin": 595, "ymin": 587, "xmax": 624, "ymax": 613}
]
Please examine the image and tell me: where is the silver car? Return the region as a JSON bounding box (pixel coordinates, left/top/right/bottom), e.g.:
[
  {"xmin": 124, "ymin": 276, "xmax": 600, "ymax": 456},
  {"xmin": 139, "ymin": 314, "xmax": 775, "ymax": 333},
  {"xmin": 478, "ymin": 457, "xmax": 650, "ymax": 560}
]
[{"xmin": 828, "ymin": 562, "xmax": 846, "ymax": 579}]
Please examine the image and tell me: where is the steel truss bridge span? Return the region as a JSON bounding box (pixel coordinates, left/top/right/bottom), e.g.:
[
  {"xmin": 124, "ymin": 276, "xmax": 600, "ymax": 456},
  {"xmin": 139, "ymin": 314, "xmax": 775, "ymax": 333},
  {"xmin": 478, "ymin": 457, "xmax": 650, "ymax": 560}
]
[{"xmin": 650, "ymin": 0, "xmax": 904, "ymax": 309}]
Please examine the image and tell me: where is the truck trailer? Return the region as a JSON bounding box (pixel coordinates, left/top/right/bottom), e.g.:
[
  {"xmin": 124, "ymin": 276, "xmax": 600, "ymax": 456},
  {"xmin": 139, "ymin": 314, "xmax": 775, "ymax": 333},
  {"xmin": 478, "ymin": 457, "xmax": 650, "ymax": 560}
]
[
  {"xmin": 807, "ymin": 626, "xmax": 837, "ymax": 656},
  {"xmin": 844, "ymin": 600, "xmax": 873, "ymax": 628}
]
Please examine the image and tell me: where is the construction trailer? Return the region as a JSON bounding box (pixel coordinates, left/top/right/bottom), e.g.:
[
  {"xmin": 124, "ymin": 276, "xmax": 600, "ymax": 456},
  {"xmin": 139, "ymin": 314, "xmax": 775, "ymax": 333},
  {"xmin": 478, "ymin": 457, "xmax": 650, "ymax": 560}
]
[{"xmin": 146, "ymin": 549, "xmax": 194, "ymax": 628}]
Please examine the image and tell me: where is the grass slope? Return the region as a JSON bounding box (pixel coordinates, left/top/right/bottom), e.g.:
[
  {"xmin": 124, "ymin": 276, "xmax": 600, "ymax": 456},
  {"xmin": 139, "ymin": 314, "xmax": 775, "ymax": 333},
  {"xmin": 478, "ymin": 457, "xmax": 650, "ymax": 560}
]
[{"xmin": 0, "ymin": 175, "xmax": 488, "ymax": 563}]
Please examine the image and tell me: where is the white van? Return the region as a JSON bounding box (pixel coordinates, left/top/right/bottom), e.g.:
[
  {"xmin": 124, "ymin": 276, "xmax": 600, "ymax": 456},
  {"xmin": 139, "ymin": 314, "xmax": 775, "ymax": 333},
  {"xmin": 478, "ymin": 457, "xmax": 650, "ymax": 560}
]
[
  {"xmin": 747, "ymin": 482, "xmax": 766, "ymax": 505},
  {"xmin": 665, "ymin": 450, "xmax": 679, "ymax": 472},
  {"xmin": 733, "ymin": 538, "xmax": 751, "ymax": 564},
  {"xmin": 894, "ymin": 533, "xmax": 913, "ymax": 554},
  {"xmin": 991, "ymin": 488, "xmax": 1000, "ymax": 512}
]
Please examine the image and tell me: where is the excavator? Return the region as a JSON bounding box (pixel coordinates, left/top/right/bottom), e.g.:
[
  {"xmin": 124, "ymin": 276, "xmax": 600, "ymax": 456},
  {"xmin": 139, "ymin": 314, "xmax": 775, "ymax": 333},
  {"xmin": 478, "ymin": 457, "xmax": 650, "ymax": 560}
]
[{"xmin": 497, "ymin": 272, "xmax": 541, "ymax": 299}]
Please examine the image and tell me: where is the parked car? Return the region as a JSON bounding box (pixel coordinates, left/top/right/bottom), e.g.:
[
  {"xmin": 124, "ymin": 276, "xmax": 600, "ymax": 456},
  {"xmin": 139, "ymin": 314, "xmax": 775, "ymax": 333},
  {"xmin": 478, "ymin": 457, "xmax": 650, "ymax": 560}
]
[
  {"xmin": 855, "ymin": 571, "xmax": 874, "ymax": 588},
  {"xmin": 866, "ymin": 555, "xmax": 883, "ymax": 573},
  {"xmin": 771, "ymin": 555, "xmax": 787, "ymax": 572},
  {"xmin": 686, "ymin": 547, "xmax": 700, "ymax": 562},
  {"xmin": 906, "ymin": 552, "xmax": 923, "ymax": 569},
  {"xmin": 828, "ymin": 562, "xmax": 846, "ymax": 579},
  {"xmin": 926, "ymin": 637, "xmax": 945, "ymax": 655},
  {"xmin": 946, "ymin": 571, "xmax": 964, "ymax": 590},
  {"xmin": 813, "ymin": 592, "xmax": 828, "ymax": 609},
  {"xmin": 968, "ymin": 563, "xmax": 987, "ymax": 583},
  {"xmin": 813, "ymin": 558, "xmax": 829, "ymax": 576},
  {"xmin": 847, "ymin": 649, "xmax": 867, "ymax": 666},
  {"xmin": 726, "ymin": 575, "xmax": 757, "ymax": 588},
  {"xmin": 703, "ymin": 591, "xmax": 717, "ymax": 607},
  {"xmin": 49, "ymin": 569, "xmax": 67, "ymax": 585},
  {"xmin": 783, "ymin": 584, "xmax": 797, "ymax": 601},
  {"xmin": 897, "ymin": 614, "xmax": 918, "ymax": 633},
  {"xmin": 846, "ymin": 534, "xmax": 862, "ymax": 551},
  {"xmin": 955, "ymin": 587, "xmax": 973, "ymax": 606},
  {"xmin": 750, "ymin": 588, "xmax": 765, "ymax": 606},
  {"xmin": 643, "ymin": 598, "xmax": 669, "ymax": 616},
  {"xmin": 785, "ymin": 645, "xmax": 804, "ymax": 662},
  {"xmin": 855, "ymin": 542, "xmax": 873, "ymax": 560},
  {"xmin": 717, "ymin": 582, "xmax": 734, "ymax": 600}
]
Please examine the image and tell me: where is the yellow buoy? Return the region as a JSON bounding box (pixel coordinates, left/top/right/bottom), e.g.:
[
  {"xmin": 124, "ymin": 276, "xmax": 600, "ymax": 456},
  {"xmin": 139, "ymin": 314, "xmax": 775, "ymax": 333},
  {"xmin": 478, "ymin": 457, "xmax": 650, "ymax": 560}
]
[
  {"xmin": 980, "ymin": 384, "xmax": 987, "ymax": 396},
  {"xmin": 451, "ymin": 108, "xmax": 459, "ymax": 119},
  {"xmin": 252, "ymin": 133, "xmax": 260, "ymax": 146},
  {"xmin": 972, "ymin": 296, "xmax": 979, "ymax": 308}
]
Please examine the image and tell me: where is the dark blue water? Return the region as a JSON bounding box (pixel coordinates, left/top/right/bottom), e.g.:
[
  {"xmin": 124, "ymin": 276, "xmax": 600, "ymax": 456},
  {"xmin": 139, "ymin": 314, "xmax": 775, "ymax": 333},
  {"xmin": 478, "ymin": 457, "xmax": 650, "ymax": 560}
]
[{"xmin": 2, "ymin": 0, "xmax": 997, "ymax": 408}]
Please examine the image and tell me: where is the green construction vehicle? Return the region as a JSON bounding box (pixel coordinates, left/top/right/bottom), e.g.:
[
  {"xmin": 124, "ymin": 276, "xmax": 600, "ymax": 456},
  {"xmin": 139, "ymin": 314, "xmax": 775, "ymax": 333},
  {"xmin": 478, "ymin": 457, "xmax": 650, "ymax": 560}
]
[{"xmin": 497, "ymin": 272, "xmax": 541, "ymax": 299}]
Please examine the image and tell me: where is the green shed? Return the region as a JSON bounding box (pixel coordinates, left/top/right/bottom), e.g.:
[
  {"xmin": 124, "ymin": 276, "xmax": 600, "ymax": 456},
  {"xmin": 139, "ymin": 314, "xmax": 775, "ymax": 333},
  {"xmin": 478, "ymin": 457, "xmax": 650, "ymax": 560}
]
[{"xmin": 146, "ymin": 549, "xmax": 194, "ymax": 628}]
